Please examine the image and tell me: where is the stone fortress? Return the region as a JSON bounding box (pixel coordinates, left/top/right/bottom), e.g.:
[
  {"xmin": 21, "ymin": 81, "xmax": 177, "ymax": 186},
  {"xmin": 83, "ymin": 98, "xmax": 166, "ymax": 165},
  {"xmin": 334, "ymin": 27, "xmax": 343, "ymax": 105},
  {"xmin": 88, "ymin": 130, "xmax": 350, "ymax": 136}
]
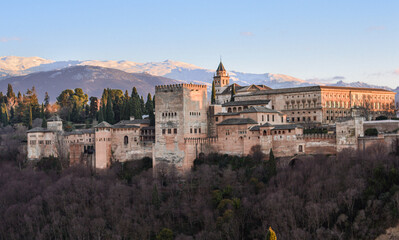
[{"xmin": 27, "ymin": 62, "xmax": 399, "ymax": 170}]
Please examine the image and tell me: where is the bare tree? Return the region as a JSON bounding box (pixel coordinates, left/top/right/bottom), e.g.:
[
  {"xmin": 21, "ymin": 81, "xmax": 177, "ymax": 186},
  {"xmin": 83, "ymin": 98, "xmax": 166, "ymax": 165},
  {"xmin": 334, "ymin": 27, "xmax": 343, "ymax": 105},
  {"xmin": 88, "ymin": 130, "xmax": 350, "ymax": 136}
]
[{"xmin": 54, "ymin": 133, "xmax": 69, "ymax": 169}]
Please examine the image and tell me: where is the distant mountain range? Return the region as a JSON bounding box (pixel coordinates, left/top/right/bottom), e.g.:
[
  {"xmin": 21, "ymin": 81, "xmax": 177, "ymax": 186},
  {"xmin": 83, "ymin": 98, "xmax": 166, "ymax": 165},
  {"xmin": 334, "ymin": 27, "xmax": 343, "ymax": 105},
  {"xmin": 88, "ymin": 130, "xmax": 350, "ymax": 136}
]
[{"xmin": 0, "ymin": 56, "xmax": 398, "ymax": 102}]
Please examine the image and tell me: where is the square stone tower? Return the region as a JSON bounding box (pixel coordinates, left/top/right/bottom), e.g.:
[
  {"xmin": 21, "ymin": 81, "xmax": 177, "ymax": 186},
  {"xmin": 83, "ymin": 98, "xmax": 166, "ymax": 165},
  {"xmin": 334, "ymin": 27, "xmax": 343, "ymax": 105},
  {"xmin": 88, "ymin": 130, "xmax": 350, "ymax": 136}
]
[
  {"xmin": 94, "ymin": 121, "xmax": 113, "ymax": 169},
  {"xmin": 154, "ymin": 84, "xmax": 208, "ymax": 170}
]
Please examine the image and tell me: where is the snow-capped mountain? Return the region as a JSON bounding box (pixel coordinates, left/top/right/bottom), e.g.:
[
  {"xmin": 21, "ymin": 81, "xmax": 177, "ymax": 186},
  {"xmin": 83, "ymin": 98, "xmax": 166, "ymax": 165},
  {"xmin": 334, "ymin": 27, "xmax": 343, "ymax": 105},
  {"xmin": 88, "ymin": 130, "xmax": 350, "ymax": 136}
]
[
  {"xmin": 0, "ymin": 56, "xmax": 53, "ymax": 78},
  {"xmin": 0, "ymin": 56, "xmax": 397, "ymax": 102},
  {"xmin": 0, "ymin": 57, "xmax": 311, "ymax": 88},
  {"xmin": 0, "ymin": 65, "xmax": 181, "ymax": 100}
]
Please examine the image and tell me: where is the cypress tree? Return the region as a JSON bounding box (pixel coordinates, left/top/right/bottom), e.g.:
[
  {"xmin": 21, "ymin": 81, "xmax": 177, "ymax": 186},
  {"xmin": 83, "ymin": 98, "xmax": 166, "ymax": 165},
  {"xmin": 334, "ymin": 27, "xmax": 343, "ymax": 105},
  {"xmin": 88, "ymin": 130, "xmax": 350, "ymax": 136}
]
[
  {"xmin": 268, "ymin": 149, "xmax": 277, "ymax": 178},
  {"xmin": 140, "ymin": 95, "xmax": 145, "ymax": 114},
  {"xmin": 211, "ymin": 81, "xmax": 216, "ymax": 104},
  {"xmin": 105, "ymin": 94, "xmax": 114, "ymax": 124},
  {"xmin": 146, "ymin": 93, "xmax": 155, "ymax": 126},
  {"xmin": 130, "ymin": 87, "xmax": 142, "ymax": 119},
  {"xmin": 41, "ymin": 116, "xmax": 47, "ymax": 128},
  {"xmin": 44, "ymin": 92, "xmax": 50, "ymax": 107},
  {"xmin": 89, "ymin": 97, "xmax": 99, "ymax": 119},
  {"xmin": 98, "ymin": 107, "xmax": 104, "ymax": 123},
  {"xmin": 7, "ymin": 83, "xmax": 15, "ymax": 99},
  {"xmin": 230, "ymin": 84, "xmax": 236, "ymax": 102},
  {"xmin": 40, "ymin": 103, "xmax": 45, "ymax": 118},
  {"xmin": 28, "ymin": 105, "xmax": 32, "ymax": 129},
  {"xmin": 0, "ymin": 103, "xmax": 8, "ymax": 126},
  {"xmin": 10, "ymin": 106, "xmax": 15, "ymax": 122}
]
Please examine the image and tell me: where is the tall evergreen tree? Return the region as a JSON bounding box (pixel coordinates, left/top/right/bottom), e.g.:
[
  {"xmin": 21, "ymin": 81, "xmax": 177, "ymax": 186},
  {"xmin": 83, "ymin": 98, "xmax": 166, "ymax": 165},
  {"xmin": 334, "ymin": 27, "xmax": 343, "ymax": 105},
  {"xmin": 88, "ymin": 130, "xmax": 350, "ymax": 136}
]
[
  {"xmin": 89, "ymin": 97, "xmax": 99, "ymax": 120},
  {"xmin": 211, "ymin": 81, "xmax": 216, "ymax": 104},
  {"xmin": 97, "ymin": 107, "xmax": 104, "ymax": 123},
  {"xmin": 130, "ymin": 87, "xmax": 142, "ymax": 119},
  {"xmin": 1, "ymin": 103, "xmax": 9, "ymax": 126},
  {"xmin": 146, "ymin": 93, "xmax": 155, "ymax": 126},
  {"xmin": 44, "ymin": 92, "xmax": 50, "ymax": 107},
  {"xmin": 140, "ymin": 96, "xmax": 145, "ymax": 115},
  {"xmin": 268, "ymin": 149, "xmax": 277, "ymax": 178},
  {"xmin": 105, "ymin": 94, "xmax": 115, "ymax": 124},
  {"xmin": 40, "ymin": 103, "xmax": 45, "ymax": 118},
  {"xmin": 230, "ymin": 84, "xmax": 236, "ymax": 102},
  {"xmin": 41, "ymin": 116, "xmax": 47, "ymax": 128},
  {"xmin": 28, "ymin": 105, "xmax": 32, "ymax": 129},
  {"xmin": 7, "ymin": 83, "xmax": 15, "ymax": 99}
]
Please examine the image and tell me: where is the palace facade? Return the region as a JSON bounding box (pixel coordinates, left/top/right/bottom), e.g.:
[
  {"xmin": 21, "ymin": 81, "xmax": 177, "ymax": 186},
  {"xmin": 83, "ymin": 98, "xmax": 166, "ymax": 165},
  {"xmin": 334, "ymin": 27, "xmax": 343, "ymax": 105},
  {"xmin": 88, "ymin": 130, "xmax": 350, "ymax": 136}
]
[{"xmin": 27, "ymin": 62, "xmax": 398, "ymax": 170}]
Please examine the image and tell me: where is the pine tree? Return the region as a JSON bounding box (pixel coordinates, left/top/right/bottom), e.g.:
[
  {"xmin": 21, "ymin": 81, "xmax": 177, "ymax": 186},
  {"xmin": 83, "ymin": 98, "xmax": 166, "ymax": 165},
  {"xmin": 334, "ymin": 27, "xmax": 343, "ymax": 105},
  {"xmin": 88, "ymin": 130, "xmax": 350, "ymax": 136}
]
[
  {"xmin": 211, "ymin": 81, "xmax": 216, "ymax": 104},
  {"xmin": 266, "ymin": 227, "xmax": 277, "ymax": 240}
]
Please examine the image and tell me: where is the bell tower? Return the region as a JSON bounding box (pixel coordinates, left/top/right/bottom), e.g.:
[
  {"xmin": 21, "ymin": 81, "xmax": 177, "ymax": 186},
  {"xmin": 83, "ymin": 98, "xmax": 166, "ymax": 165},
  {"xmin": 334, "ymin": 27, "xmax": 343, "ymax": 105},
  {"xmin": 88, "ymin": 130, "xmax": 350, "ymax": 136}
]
[{"xmin": 213, "ymin": 61, "xmax": 230, "ymax": 95}]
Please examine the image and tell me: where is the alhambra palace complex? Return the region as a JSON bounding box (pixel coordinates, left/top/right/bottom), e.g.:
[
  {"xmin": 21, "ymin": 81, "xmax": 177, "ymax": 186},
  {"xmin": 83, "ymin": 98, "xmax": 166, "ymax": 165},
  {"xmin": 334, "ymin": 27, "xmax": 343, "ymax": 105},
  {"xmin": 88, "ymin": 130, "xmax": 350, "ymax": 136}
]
[{"xmin": 27, "ymin": 62, "xmax": 399, "ymax": 170}]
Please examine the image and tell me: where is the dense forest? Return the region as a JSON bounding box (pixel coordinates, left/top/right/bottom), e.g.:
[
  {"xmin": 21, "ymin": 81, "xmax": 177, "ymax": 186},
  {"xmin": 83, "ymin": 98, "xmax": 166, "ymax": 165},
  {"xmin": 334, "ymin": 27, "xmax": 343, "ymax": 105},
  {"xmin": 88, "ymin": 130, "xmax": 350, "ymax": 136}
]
[
  {"xmin": 0, "ymin": 83, "xmax": 155, "ymax": 129},
  {"xmin": 0, "ymin": 139, "xmax": 399, "ymax": 239}
]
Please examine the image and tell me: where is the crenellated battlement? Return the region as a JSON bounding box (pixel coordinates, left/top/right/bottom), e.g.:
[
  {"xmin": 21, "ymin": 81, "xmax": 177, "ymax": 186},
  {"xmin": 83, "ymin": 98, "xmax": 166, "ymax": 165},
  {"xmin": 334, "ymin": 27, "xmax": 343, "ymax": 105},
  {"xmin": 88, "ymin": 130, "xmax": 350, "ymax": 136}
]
[
  {"xmin": 155, "ymin": 83, "xmax": 207, "ymax": 92},
  {"xmin": 184, "ymin": 137, "xmax": 218, "ymax": 144},
  {"xmin": 296, "ymin": 134, "xmax": 336, "ymax": 140}
]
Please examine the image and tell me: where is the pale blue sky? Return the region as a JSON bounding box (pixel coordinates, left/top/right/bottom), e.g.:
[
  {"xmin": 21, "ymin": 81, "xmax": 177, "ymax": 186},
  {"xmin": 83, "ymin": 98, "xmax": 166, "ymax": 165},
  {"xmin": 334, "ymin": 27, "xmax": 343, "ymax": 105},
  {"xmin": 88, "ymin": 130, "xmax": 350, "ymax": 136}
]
[{"xmin": 1, "ymin": 0, "xmax": 398, "ymax": 87}]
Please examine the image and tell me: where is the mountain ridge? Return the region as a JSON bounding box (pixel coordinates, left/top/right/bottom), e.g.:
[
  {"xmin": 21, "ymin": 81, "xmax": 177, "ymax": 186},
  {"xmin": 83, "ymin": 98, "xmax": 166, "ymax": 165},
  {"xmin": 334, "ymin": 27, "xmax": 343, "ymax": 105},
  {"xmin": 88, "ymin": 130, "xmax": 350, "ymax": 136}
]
[{"xmin": 0, "ymin": 56, "xmax": 397, "ymax": 103}]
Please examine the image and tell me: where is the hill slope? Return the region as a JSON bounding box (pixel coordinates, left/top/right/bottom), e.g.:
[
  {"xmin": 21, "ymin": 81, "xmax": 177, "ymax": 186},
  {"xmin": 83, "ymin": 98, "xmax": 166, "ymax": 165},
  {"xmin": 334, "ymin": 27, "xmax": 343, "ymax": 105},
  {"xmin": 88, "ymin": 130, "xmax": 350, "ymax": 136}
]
[{"xmin": 0, "ymin": 65, "xmax": 181, "ymax": 100}]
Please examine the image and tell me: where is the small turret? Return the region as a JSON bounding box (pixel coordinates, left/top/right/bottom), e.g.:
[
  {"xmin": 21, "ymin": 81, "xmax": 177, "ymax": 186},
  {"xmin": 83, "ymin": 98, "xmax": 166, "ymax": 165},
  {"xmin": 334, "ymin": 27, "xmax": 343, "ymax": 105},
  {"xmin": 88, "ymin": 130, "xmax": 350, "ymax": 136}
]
[{"xmin": 47, "ymin": 115, "xmax": 63, "ymax": 131}]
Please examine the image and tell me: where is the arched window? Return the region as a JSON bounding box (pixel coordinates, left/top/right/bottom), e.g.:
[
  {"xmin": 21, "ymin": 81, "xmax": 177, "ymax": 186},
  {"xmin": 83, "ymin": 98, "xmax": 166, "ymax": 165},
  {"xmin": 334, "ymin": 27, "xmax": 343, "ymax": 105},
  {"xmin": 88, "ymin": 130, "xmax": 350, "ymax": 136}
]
[{"xmin": 124, "ymin": 136, "xmax": 128, "ymax": 145}]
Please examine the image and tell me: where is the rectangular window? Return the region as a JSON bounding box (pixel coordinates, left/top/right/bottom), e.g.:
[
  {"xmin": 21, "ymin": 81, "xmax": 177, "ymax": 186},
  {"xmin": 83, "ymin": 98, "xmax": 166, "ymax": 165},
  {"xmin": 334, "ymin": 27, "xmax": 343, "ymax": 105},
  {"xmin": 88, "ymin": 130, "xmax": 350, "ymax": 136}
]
[
  {"xmin": 272, "ymin": 115, "xmax": 275, "ymax": 122},
  {"xmin": 162, "ymin": 129, "xmax": 166, "ymax": 134},
  {"xmin": 190, "ymin": 128, "xmax": 192, "ymax": 133},
  {"xmin": 292, "ymin": 117, "xmax": 295, "ymax": 122},
  {"xmin": 267, "ymin": 115, "xmax": 269, "ymax": 121},
  {"xmin": 216, "ymin": 117, "xmax": 218, "ymax": 122},
  {"xmin": 168, "ymin": 129, "xmax": 171, "ymax": 134},
  {"xmin": 174, "ymin": 128, "xmax": 177, "ymax": 134},
  {"xmin": 313, "ymin": 116, "xmax": 316, "ymax": 121},
  {"xmin": 194, "ymin": 128, "xmax": 197, "ymax": 134},
  {"xmin": 199, "ymin": 128, "xmax": 201, "ymax": 134}
]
